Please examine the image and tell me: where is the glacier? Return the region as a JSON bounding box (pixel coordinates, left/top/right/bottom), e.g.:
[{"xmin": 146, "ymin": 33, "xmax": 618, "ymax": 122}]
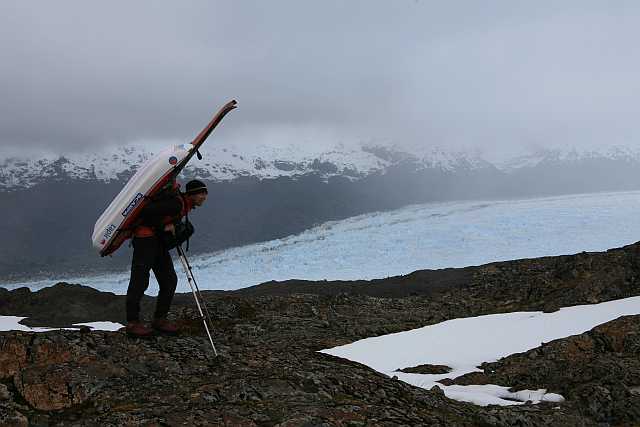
[{"xmin": 3, "ymin": 190, "xmax": 640, "ymax": 294}]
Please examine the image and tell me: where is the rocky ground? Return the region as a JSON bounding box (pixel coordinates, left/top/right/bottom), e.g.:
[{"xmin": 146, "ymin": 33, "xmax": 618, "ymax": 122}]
[{"xmin": 1, "ymin": 243, "xmax": 640, "ymax": 426}]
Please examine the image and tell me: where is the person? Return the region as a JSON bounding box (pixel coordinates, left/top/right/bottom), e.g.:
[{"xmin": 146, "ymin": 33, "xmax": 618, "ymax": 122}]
[{"xmin": 125, "ymin": 179, "xmax": 208, "ymax": 337}]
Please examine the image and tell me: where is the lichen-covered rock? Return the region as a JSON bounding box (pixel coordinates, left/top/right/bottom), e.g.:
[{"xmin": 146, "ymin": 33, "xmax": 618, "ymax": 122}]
[
  {"xmin": 13, "ymin": 363, "xmax": 90, "ymax": 411},
  {"xmin": 0, "ymin": 335, "xmax": 28, "ymax": 379},
  {"xmin": 1, "ymin": 242, "xmax": 640, "ymax": 425},
  {"xmin": 0, "ymin": 384, "xmax": 27, "ymax": 427},
  {"xmin": 0, "ymin": 405, "xmax": 28, "ymax": 427}
]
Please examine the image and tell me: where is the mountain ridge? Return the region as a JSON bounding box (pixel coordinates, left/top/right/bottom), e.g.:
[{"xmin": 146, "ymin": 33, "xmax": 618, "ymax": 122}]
[
  {"xmin": 3, "ymin": 142, "xmax": 640, "ymax": 281},
  {"xmin": 3, "ymin": 142, "xmax": 640, "ymax": 191}
]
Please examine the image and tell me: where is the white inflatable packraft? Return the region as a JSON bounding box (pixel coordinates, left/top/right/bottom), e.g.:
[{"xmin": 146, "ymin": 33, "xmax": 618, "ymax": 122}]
[{"xmin": 91, "ymin": 100, "xmax": 237, "ymax": 256}]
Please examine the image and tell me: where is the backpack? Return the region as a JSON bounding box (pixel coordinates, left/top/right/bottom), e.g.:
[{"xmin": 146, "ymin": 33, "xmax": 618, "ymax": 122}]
[
  {"xmin": 162, "ymin": 216, "xmax": 195, "ymax": 250},
  {"xmin": 142, "ymin": 180, "xmax": 196, "ymax": 250}
]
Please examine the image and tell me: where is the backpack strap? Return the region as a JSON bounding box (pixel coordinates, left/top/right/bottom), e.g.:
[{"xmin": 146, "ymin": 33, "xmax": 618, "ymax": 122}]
[
  {"xmin": 184, "ymin": 199, "xmax": 192, "ymax": 252},
  {"xmin": 177, "ymin": 193, "xmax": 191, "ymax": 251},
  {"xmin": 185, "ymin": 209, "xmax": 190, "ymax": 252}
]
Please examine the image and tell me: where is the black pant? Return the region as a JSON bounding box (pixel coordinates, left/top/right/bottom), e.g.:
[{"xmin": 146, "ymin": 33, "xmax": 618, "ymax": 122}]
[{"xmin": 126, "ymin": 236, "xmax": 178, "ymax": 322}]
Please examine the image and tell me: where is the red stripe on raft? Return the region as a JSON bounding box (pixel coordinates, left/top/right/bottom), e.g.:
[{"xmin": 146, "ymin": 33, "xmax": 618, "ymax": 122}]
[
  {"xmin": 190, "ymin": 100, "xmax": 237, "ymax": 151},
  {"xmin": 171, "ymin": 100, "xmax": 238, "ymax": 194}
]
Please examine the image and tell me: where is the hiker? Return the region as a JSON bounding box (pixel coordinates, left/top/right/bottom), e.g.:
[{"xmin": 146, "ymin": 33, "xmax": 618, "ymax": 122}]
[{"xmin": 125, "ymin": 179, "xmax": 208, "ymax": 337}]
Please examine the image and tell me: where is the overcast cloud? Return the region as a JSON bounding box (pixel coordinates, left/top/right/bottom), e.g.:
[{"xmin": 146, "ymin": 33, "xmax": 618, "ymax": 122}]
[{"xmin": 1, "ymin": 1, "xmax": 639, "ymax": 158}]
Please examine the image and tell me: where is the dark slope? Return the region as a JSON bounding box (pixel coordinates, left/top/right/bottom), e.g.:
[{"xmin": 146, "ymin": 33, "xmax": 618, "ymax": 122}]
[{"xmin": 1, "ymin": 242, "xmax": 640, "ymax": 425}]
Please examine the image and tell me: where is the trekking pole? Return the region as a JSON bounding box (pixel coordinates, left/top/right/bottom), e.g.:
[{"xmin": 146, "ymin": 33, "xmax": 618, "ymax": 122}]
[
  {"xmin": 176, "ymin": 245, "xmax": 218, "ymax": 357},
  {"xmin": 178, "ymin": 245, "xmax": 217, "ymax": 332}
]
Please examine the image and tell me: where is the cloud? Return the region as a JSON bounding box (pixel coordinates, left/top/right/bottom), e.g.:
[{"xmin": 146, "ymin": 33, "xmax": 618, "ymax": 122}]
[{"xmin": 1, "ymin": 1, "xmax": 639, "ymax": 157}]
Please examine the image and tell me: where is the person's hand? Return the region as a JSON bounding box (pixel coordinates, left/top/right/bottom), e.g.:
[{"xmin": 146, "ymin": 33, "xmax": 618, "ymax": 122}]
[{"xmin": 164, "ymin": 223, "xmax": 176, "ymax": 235}]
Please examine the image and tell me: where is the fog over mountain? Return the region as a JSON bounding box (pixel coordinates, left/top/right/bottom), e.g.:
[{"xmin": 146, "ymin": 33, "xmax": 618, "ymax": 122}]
[{"xmin": 2, "ymin": 1, "xmax": 640, "ymax": 158}]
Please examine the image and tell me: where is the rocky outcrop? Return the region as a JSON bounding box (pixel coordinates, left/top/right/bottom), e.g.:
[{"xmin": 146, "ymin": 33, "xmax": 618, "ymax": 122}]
[
  {"xmin": 0, "ymin": 309, "xmax": 588, "ymax": 426},
  {"xmin": 2, "ymin": 242, "xmax": 640, "ymax": 425},
  {"xmin": 0, "ymin": 331, "xmax": 121, "ymax": 412},
  {"xmin": 460, "ymin": 244, "xmax": 640, "ymax": 313},
  {"xmin": 450, "ymin": 314, "xmax": 640, "ymax": 425},
  {"xmin": 0, "ymin": 382, "xmax": 27, "ymax": 427}
]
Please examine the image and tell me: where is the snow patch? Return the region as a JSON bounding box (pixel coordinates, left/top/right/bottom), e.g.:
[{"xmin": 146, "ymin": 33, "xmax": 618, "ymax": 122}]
[
  {"xmin": 321, "ymin": 296, "xmax": 640, "ymax": 406},
  {"xmin": 0, "ymin": 316, "xmax": 124, "ymax": 332}
]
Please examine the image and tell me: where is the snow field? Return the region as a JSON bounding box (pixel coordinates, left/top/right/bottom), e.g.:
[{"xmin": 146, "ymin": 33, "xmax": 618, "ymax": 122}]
[{"xmin": 322, "ymin": 296, "xmax": 640, "ymax": 406}]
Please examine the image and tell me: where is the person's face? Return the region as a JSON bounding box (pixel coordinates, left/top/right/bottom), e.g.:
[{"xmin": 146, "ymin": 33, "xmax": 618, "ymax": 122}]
[{"xmin": 191, "ymin": 192, "xmax": 208, "ymax": 207}]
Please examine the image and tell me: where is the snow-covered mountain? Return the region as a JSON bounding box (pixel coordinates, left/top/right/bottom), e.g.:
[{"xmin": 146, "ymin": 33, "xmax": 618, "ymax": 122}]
[
  {"xmin": 2, "ymin": 141, "xmax": 640, "ymax": 281},
  {"xmin": 497, "ymin": 145, "xmax": 640, "ymax": 172},
  {"xmin": 0, "ymin": 142, "xmax": 494, "ymax": 190},
  {"xmin": 3, "ymin": 142, "xmax": 640, "ymax": 191}
]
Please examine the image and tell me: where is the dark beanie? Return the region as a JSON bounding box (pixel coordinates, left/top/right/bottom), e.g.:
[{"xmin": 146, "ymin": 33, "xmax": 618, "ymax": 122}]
[{"xmin": 185, "ymin": 179, "xmax": 207, "ymax": 195}]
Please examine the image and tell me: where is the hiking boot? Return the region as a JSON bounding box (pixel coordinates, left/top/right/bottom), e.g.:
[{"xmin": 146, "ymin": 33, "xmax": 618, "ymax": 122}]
[
  {"xmin": 152, "ymin": 318, "xmax": 179, "ymax": 334},
  {"xmin": 126, "ymin": 321, "xmax": 153, "ymax": 337}
]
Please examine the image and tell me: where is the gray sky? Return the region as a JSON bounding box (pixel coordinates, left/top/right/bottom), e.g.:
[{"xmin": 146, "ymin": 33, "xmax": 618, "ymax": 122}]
[{"xmin": 1, "ymin": 1, "xmax": 639, "ymax": 158}]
